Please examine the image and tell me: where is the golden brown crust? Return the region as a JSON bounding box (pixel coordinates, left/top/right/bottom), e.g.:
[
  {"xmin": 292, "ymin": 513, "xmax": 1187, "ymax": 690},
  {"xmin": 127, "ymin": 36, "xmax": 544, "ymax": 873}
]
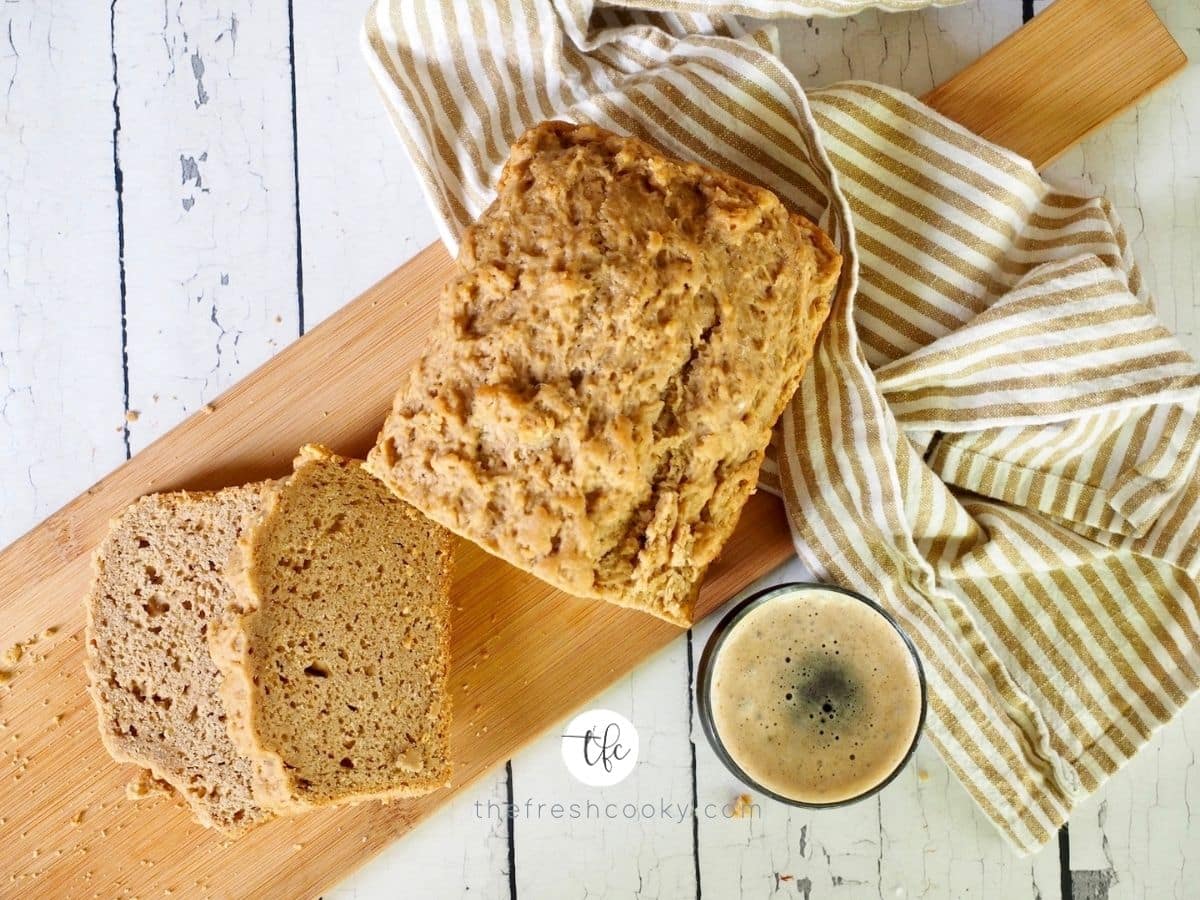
[
  {"xmin": 367, "ymin": 121, "xmax": 840, "ymax": 625},
  {"xmin": 208, "ymin": 482, "xmax": 289, "ymax": 808}
]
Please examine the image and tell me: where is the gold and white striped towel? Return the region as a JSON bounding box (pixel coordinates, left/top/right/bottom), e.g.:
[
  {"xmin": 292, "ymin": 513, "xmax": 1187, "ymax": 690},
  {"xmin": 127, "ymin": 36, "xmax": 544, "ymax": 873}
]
[{"xmin": 363, "ymin": 0, "xmax": 1200, "ymax": 853}]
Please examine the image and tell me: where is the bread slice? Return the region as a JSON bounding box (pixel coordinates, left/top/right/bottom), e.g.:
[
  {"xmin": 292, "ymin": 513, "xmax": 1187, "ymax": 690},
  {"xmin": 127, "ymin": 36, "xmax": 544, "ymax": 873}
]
[
  {"xmin": 366, "ymin": 121, "xmax": 842, "ymax": 626},
  {"xmin": 212, "ymin": 445, "xmax": 454, "ymax": 812},
  {"xmin": 84, "ymin": 485, "xmax": 274, "ymax": 833}
]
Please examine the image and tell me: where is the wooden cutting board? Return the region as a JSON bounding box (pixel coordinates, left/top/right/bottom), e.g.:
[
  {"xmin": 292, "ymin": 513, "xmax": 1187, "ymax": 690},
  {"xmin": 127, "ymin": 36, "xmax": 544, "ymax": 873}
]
[{"xmin": 0, "ymin": 1, "xmax": 1185, "ymax": 896}]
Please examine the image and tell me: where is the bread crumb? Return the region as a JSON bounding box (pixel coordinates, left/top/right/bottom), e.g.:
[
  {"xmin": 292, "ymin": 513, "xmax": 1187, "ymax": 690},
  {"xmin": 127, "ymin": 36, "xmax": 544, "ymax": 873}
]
[
  {"xmin": 731, "ymin": 794, "xmax": 755, "ymax": 819},
  {"xmin": 125, "ymin": 410, "xmax": 140, "ymax": 423},
  {"xmin": 0, "ymin": 671, "xmax": 12, "ymax": 686},
  {"xmin": 71, "ymin": 809, "xmax": 85, "ymax": 826},
  {"xmin": 292, "ymin": 843, "xmax": 303, "ymax": 852},
  {"xmin": 41, "ymin": 627, "xmax": 58, "ymax": 639},
  {"xmin": 203, "ymin": 402, "xmax": 216, "ymax": 414},
  {"xmin": 917, "ymin": 769, "xmax": 930, "ymax": 782},
  {"xmin": 393, "ymin": 746, "xmax": 422, "ymax": 772},
  {"xmin": 3, "ymin": 643, "xmax": 22, "ymax": 666},
  {"xmin": 125, "ymin": 770, "xmax": 171, "ymax": 801}
]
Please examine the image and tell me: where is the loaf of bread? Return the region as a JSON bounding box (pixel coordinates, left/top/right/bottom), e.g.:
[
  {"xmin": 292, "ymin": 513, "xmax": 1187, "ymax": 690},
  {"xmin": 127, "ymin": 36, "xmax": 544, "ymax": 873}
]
[
  {"xmin": 84, "ymin": 485, "xmax": 274, "ymax": 833},
  {"xmin": 367, "ymin": 121, "xmax": 841, "ymax": 625},
  {"xmin": 212, "ymin": 445, "xmax": 454, "ymax": 811}
]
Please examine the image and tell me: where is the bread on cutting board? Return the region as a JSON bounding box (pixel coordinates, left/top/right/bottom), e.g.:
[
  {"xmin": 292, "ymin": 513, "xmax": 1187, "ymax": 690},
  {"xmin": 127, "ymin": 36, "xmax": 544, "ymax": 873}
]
[
  {"xmin": 84, "ymin": 120, "xmax": 840, "ymax": 834},
  {"xmin": 86, "ymin": 446, "xmax": 454, "ymax": 830},
  {"xmin": 84, "ymin": 484, "xmax": 275, "ymax": 834},
  {"xmin": 211, "ymin": 445, "xmax": 454, "ymax": 812},
  {"xmin": 367, "ymin": 120, "xmax": 841, "ymax": 626}
]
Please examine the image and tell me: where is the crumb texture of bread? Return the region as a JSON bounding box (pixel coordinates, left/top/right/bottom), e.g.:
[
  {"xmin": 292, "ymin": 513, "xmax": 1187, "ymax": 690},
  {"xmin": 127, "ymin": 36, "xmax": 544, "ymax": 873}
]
[
  {"xmin": 367, "ymin": 121, "xmax": 841, "ymax": 625},
  {"xmin": 213, "ymin": 445, "xmax": 454, "ymax": 812},
  {"xmin": 84, "ymin": 485, "xmax": 273, "ymax": 833}
]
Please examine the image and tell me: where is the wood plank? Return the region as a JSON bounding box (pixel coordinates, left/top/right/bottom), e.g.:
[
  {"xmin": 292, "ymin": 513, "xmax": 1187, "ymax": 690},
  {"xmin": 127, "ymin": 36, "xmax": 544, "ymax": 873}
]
[
  {"xmin": 291, "ymin": 1, "xmax": 440, "ymax": 330},
  {"xmin": 1065, "ymin": 707, "xmax": 1200, "ymax": 900},
  {"xmin": 0, "ymin": 3, "xmax": 127, "ymax": 547},
  {"xmin": 0, "ymin": 0, "xmax": 1185, "ymax": 896},
  {"xmin": 114, "ymin": 0, "xmax": 300, "ymax": 453},
  {"xmin": 777, "ymin": 0, "xmax": 1025, "ymax": 97},
  {"xmin": 290, "ymin": 2, "xmax": 512, "ymax": 895},
  {"xmin": 512, "ymin": 642, "xmax": 696, "ymax": 898},
  {"xmin": 923, "ymin": 0, "xmax": 1187, "ymax": 166},
  {"xmin": 1039, "ymin": 2, "xmax": 1200, "ymax": 894},
  {"xmin": 1038, "ymin": 2, "xmax": 1197, "ymax": 356}
]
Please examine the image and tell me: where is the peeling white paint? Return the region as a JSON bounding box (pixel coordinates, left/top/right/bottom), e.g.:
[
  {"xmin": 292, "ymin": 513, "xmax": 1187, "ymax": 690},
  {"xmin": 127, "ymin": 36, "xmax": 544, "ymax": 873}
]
[{"xmin": 0, "ymin": 2, "xmax": 126, "ymax": 544}]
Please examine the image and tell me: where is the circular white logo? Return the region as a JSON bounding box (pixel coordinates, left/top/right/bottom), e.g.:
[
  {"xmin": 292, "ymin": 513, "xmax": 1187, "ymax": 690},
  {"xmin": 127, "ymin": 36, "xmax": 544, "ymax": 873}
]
[{"xmin": 561, "ymin": 708, "xmax": 639, "ymax": 786}]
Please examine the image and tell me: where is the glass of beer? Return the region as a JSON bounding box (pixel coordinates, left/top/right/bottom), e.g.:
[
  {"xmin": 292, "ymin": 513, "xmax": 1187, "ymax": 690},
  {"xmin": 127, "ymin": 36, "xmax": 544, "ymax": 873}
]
[{"xmin": 697, "ymin": 582, "xmax": 927, "ymax": 807}]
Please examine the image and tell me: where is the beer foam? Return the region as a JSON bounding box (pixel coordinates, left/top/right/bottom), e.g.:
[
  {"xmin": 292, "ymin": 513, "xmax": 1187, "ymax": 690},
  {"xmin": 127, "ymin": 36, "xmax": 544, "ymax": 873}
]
[{"xmin": 708, "ymin": 588, "xmax": 922, "ymax": 804}]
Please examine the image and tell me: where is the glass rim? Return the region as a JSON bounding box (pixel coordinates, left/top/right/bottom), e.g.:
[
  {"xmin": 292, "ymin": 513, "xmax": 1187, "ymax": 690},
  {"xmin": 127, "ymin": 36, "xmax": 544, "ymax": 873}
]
[{"xmin": 696, "ymin": 581, "xmax": 928, "ymax": 810}]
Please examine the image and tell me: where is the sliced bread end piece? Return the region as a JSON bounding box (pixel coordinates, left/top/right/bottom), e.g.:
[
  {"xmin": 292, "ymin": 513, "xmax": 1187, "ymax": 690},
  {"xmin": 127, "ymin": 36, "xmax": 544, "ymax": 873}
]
[
  {"xmin": 213, "ymin": 444, "xmax": 454, "ymax": 813},
  {"xmin": 84, "ymin": 485, "xmax": 274, "ymax": 834}
]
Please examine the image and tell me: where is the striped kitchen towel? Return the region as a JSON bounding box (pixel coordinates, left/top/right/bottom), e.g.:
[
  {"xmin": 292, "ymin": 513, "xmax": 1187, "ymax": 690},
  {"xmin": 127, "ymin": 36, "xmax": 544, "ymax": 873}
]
[{"xmin": 363, "ymin": 0, "xmax": 1200, "ymax": 853}]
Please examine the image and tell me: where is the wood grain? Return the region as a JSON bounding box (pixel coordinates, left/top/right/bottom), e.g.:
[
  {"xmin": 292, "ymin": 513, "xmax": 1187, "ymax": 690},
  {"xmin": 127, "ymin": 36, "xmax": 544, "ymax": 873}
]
[
  {"xmin": 922, "ymin": 0, "xmax": 1186, "ymax": 166},
  {"xmin": 0, "ymin": 0, "xmax": 1185, "ymax": 896}
]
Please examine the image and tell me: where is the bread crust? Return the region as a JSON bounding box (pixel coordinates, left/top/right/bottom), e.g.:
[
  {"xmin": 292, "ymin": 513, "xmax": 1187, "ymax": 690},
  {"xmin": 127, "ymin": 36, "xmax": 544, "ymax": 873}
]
[{"xmin": 367, "ymin": 121, "xmax": 841, "ymax": 625}]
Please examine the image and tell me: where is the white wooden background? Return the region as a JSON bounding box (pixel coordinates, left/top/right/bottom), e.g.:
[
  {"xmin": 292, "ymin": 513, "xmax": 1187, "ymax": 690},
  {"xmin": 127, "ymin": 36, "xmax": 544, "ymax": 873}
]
[{"xmin": 1, "ymin": 0, "xmax": 1196, "ymax": 897}]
